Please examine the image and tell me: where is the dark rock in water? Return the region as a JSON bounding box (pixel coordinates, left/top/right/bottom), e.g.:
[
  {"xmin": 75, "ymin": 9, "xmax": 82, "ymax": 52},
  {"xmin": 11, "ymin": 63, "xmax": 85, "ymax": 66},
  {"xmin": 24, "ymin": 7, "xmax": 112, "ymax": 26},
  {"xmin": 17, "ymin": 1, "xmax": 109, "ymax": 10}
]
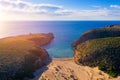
[
  {"xmin": 106, "ymin": 24, "xmax": 120, "ymax": 28},
  {"xmin": 73, "ymin": 24, "xmax": 120, "ymax": 77}
]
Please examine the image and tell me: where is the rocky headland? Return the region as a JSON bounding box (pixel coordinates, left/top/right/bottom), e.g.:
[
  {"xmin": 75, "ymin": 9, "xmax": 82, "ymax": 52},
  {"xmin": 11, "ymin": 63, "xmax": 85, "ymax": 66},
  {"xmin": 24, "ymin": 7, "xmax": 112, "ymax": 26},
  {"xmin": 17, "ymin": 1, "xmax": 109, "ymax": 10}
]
[
  {"xmin": 0, "ymin": 33, "xmax": 54, "ymax": 80},
  {"xmin": 73, "ymin": 25, "xmax": 120, "ymax": 77}
]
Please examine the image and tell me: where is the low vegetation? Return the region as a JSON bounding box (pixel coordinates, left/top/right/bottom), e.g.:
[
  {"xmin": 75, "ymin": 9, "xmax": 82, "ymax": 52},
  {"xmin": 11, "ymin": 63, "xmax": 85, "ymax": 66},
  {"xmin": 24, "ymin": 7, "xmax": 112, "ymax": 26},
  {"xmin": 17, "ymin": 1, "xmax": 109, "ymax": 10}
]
[
  {"xmin": 73, "ymin": 25, "xmax": 120, "ymax": 77},
  {"xmin": 0, "ymin": 33, "xmax": 54, "ymax": 80},
  {"xmin": 72, "ymin": 26, "xmax": 120, "ymax": 47}
]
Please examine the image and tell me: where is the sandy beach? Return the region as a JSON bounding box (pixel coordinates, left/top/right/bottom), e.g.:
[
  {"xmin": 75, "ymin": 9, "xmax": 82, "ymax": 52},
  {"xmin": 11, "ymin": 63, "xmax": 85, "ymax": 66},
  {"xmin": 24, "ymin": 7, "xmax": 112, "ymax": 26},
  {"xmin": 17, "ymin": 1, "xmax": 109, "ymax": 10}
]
[{"xmin": 31, "ymin": 58, "xmax": 120, "ymax": 80}]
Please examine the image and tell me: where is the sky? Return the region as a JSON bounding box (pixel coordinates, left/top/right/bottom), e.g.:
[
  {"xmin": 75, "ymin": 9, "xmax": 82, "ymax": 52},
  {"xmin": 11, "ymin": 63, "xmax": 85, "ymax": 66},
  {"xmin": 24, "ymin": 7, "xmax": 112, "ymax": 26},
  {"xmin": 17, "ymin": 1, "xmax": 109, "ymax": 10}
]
[{"xmin": 0, "ymin": 0, "xmax": 120, "ymax": 21}]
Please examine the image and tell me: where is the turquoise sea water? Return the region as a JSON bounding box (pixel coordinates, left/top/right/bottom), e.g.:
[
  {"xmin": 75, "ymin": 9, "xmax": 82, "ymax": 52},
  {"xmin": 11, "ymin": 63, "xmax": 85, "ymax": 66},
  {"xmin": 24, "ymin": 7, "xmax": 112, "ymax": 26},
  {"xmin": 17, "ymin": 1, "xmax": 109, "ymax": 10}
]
[{"xmin": 0, "ymin": 21, "xmax": 120, "ymax": 58}]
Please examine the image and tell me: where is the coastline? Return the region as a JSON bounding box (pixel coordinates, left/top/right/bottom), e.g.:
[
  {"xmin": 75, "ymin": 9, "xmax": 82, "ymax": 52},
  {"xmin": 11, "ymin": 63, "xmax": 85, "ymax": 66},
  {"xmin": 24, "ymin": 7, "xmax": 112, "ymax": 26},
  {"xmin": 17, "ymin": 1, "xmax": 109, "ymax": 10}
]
[{"xmin": 53, "ymin": 58, "xmax": 74, "ymax": 61}]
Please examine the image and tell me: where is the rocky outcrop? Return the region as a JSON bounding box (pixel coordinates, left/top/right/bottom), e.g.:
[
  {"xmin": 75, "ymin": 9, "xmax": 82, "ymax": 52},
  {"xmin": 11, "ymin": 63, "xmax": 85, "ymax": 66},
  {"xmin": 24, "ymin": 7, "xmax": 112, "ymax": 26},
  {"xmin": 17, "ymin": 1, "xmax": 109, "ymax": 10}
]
[
  {"xmin": 29, "ymin": 33, "xmax": 54, "ymax": 46},
  {"xmin": 0, "ymin": 33, "xmax": 54, "ymax": 80},
  {"xmin": 72, "ymin": 25, "xmax": 120, "ymax": 47},
  {"xmin": 106, "ymin": 24, "xmax": 120, "ymax": 28},
  {"xmin": 73, "ymin": 25, "xmax": 120, "ymax": 77}
]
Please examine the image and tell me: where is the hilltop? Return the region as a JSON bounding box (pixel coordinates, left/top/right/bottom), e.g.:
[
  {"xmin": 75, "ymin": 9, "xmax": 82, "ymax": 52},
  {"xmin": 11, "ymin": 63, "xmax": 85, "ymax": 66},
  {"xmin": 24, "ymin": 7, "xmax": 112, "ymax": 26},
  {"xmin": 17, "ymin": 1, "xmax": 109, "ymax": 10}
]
[{"xmin": 0, "ymin": 33, "xmax": 54, "ymax": 80}]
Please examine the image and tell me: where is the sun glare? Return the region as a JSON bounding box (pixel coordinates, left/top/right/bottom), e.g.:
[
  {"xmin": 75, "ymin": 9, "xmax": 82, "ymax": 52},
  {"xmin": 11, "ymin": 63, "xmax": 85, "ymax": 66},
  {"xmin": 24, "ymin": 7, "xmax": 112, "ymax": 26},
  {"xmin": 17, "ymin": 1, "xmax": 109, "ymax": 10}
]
[
  {"xmin": 0, "ymin": 13, "xmax": 6, "ymax": 21},
  {"xmin": 0, "ymin": 8, "xmax": 8, "ymax": 21},
  {"xmin": 0, "ymin": 22, "xmax": 5, "ymax": 30},
  {"xmin": 0, "ymin": 21, "xmax": 8, "ymax": 38}
]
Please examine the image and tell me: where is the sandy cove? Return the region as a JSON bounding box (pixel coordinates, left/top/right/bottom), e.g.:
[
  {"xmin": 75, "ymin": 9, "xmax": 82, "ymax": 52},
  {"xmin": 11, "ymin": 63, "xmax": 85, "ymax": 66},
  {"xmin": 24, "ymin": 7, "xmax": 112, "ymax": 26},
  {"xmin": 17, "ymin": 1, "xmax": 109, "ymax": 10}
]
[{"xmin": 31, "ymin": 58, "xmax": 120, "ymax": 80}]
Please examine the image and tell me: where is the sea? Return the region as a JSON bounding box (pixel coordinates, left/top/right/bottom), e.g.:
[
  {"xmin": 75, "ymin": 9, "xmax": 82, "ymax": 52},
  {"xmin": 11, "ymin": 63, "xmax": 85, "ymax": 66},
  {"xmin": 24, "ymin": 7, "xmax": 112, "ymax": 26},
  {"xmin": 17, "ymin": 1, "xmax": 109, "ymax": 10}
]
[{"xmin": 0, "ymin": 21, "xmax": 120, "ymax": 58}]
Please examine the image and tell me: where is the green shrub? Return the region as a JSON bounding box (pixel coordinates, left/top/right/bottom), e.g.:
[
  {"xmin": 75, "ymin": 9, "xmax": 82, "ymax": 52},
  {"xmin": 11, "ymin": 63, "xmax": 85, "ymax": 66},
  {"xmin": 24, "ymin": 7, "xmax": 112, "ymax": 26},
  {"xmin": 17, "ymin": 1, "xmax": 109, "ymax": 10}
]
[{"xmin": 74, "ymin": 27, "xmax": 120, "ymax": 77}]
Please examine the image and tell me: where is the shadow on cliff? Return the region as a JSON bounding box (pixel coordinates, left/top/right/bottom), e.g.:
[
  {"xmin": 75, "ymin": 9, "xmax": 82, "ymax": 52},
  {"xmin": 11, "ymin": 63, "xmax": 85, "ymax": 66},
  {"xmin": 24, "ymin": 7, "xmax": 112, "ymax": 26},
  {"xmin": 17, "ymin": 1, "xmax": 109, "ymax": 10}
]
[{"xmin": 31, "ymin": 58, "xmax": 52, "ymax": 80}]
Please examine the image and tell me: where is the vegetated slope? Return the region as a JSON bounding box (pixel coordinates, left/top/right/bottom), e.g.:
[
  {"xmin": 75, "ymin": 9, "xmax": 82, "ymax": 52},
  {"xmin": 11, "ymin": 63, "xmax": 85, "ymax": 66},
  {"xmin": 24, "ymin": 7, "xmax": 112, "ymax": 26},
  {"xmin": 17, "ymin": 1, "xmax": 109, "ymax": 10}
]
[
  {"xmin": 73, "ymin": 25, "xmax": 120, "ymax": 77},
  {"xmin": 0, "ymin": 33, "xmax": 54, "ymax": 80},
  {"xmin": 72, "ymin": 25, "xmax": 120, "ymax": 47}
]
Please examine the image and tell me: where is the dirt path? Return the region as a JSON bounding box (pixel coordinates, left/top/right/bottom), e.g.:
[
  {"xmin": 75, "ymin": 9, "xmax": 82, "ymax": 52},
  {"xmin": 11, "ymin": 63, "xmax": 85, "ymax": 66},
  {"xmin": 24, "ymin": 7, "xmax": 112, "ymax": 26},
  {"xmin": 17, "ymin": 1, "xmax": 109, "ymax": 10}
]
[{"xmin": 31, "ymin": 58, "xmax": 120, "ymax": 80}]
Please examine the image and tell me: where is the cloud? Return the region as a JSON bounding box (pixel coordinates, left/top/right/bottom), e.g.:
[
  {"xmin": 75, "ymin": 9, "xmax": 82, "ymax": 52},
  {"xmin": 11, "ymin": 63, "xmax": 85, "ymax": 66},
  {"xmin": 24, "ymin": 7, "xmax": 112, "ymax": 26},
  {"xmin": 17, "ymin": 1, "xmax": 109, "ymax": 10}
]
[
  {"xmin": 0, "ymin": 0, "xmax": 119, "ymax": 20},
  {"xmin": 0, "ymin": 0, "xmax": 63, "ymax": 14},
  {"xmin": 78, "ymin": 9, "xmax": 108, "ymax": 16},
  {"xmin": 61, "ymin": 9, "xmax": 109, "ymax": 20},
  {"xmin": 0, "ymin": 0, "xmax": 47, "ymax": 14},
  {"xmin": 0, "ymin": 0, "xmax": 28, "ymax": 8},
  {"xmin": 92, "ymin": 5, "xmax": 102, "ymax": 8},
  {"xmin": 34, "ymin": 4, "xmax": 63, "ymax": 10},
  {"xmin": 110, "ymin": 5, "xmax": 120, "ymax": 9},
  {"xmin": 53, "ymin": 8, "xmax": 120, "ymax": 20},
  {"xmin": 54, "ymin": 9, "xmax": 74, "ymax": 15}
]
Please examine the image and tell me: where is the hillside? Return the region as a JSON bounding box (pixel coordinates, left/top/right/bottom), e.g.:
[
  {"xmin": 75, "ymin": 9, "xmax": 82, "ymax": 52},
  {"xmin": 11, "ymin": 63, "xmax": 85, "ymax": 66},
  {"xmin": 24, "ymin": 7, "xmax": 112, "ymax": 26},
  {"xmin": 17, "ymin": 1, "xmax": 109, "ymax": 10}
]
[
  {"xmin": 72, "ymin": 25, "xmax": 120, "ymax": 47},
  {"xmin": 0, "ymin": 33, "xmax": 54, "ymax": 80},
  {"xmin": 73, "ymin": 25, "xmax": 120, "ymax": 77}
]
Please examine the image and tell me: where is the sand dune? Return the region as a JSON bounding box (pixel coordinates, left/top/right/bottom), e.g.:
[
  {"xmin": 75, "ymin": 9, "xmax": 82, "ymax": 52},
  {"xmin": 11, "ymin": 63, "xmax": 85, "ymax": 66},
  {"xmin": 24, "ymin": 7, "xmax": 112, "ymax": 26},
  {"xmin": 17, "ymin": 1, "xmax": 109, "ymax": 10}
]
[{"xmin": 32, "ymin": 58, "xmax": 120, "ymax": 80}]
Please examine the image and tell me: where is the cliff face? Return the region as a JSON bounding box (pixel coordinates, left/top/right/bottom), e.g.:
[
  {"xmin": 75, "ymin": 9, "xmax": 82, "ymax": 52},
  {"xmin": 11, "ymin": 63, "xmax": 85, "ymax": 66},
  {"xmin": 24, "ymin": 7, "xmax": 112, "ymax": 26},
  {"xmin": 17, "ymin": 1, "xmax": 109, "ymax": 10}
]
[
  {"xmin": 0, "ymin": 33, "xmax": 54, "ymax": 80},
  {"xmin": 73, "ymin": 25, "xmax": 120, "ymax": 77}
]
